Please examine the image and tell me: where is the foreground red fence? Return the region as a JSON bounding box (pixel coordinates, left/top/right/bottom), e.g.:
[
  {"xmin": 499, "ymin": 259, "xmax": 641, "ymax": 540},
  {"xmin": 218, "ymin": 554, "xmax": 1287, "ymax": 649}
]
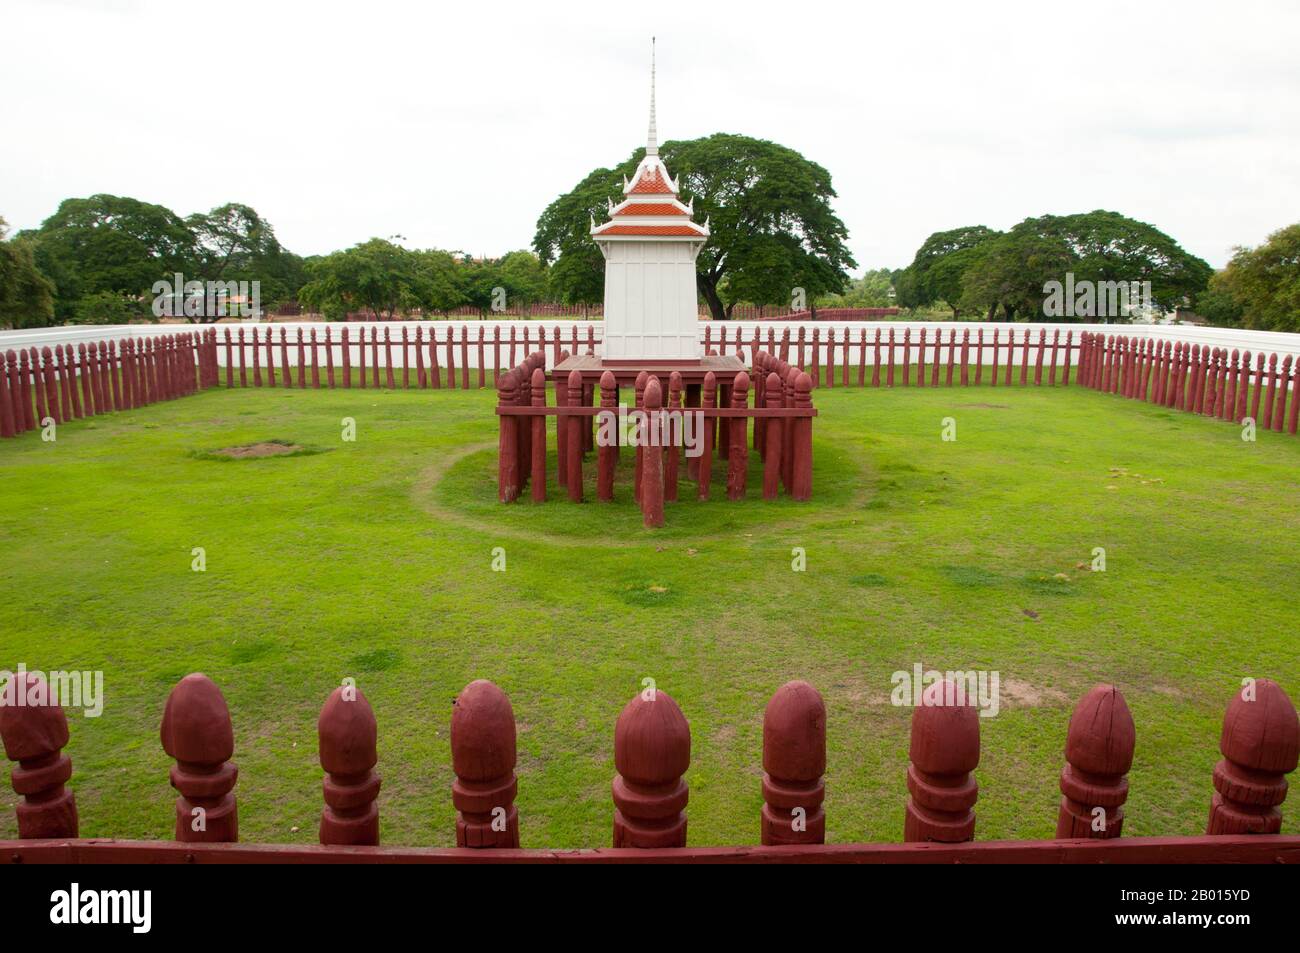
[
  {"xmin": 2, "ymin": 671, "xmax": 1295, "ymax": 863},
  {"xmin": 493, "ymin": 350, "xmax": 817, "ymax": 525},
  {"xmin": 1080, "ymin": 332, "xmax": 1299, "ymax": 437},
  {"xmin": 0, "ymin": 331, "xmax": 215, "ymax": 439}
]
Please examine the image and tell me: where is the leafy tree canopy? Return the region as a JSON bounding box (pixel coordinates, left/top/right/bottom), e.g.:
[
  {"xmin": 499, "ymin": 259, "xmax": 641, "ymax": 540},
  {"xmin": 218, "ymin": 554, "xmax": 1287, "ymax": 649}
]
[
  {"xmin": 0, "ymin": 215, "xmax": 55, "ymax": 329},
  {"xmin": 895, "ymin": 225, "xmax": 1000, "ymax": 316},
  {"xmin": 1203, "ymin": 223, "xmax": 1300, "ymax": 332},
  {"xmin": 535, "ymin": 133, "xmax": 856, "ymax": 319}
]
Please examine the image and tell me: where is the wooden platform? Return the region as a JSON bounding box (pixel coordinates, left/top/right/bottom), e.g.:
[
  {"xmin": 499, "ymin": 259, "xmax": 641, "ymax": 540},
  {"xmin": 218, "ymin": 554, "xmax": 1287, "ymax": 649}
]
[{"xmin": 551, "ymin": 353, "xmax": 746, "ymax": 391}]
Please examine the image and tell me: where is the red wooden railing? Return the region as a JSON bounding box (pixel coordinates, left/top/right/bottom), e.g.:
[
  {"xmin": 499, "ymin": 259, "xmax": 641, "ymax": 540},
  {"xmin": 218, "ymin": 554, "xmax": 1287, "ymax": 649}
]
[{"xmin": 2, "ymin": 672, "xmax": 1295, "ymax": 863}]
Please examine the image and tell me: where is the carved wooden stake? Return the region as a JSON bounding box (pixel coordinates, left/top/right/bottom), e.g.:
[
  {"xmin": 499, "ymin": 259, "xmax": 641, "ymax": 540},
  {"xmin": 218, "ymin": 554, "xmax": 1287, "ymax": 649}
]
[
  {"xmin": 762, "ymin": 371, "xmax": 783, "ymax": 499},
  {"xmin": 597, "ymin": 370, "xmax": 617, "ymax": 502},
  {"xmin": 567, "ymin": 369, "xmax": 583, "ymax": 501},
  {"xmin": 160, "ymin": 673, "xmax": 238, "ymax": 842},
  {"xmin": 1207, "ymin": 678, "xmax": 1298, "ymax": 834},
  {"xmin": 497, "ymin": 371, "xmax": 520, "ymax": 503},
  {"xmin": 612, "ymin": 688, "xmax": 690, "ymax": 848},
  {"xmin": 452, "ymin": 679, "xmax": 520, "ymax": 847},
  {"xmin": 641, "ymin": 376, "xmax": 664, "ymax": 527},
  {"xmin": 0, "ymin": 672, "xmax": 78, "ymax": 837},
  {"xmin": 791, "ymin": 372, "xmax": 813, "ymax": 501},
  {"xmin": 726, "ymin": 371, "xmax": 749, "ymax": 500},
  {"xmin": 762, "ymin": 680, "xmax": 826, "ymax": 845},
  {"xmin": 698, "ymin": 371, "xmax": 716, "ymax": 501},
  {"xmin": 318, "ymin": 684, "xmax": 381, "ymax": 845},
  {"xmin": 1056, "ymin": 685, "xmax": 1135, "ymax": 839},
  {"xmin": 904, "ymin": 679, "xmax": 979, "ymax": 842}
]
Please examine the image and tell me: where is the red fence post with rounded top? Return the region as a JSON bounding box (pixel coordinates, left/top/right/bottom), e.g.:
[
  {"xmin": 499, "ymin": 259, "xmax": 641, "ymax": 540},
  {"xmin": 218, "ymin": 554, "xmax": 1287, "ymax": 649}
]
[
  {"xmin": 904, "ymin": 679, "xmax": 979, "ymax": 842},
  {"xmin": 530, "ymin": 368, "xmax": 547, "ymax": 502},
  {"xmin": 318, "ymin": 684, "xmax": 381, "ymax": 845},
  {"xmin": 1056, "ymin": 685, "xmax": 1135, "ymax": 839},
  {"xmin": 597, "ymin": 370, "xmax": 617, "ymax": 501},
  {"xmin": 641, "ymin": 376, "xmax": 664, "ymax": 526},
  {"xmin": 762, "ymin": 371, "xmax": 783, "ymax": 500},
  {"xmin": 791, "ymin": 371, "xmax": 813, "ymax": 501},
  {"xmin": 762, "ymin": 680, "xmax": 825, "ymax": 845},
  {"xmin": 497, "ymin": 372, "xmax": 521, "ymax": 503},
  {"xmin": 160, "ymin": 673, "xmax": 238, "ymax": 842},
  {"xmin": 665, "ymin": 371, "xmax": 682, "ymax": 502},
  {"xmin": 566, "ymin": 368, "xmax": 583, "ymax": 501},
  {"xmin": 726, "ymin": 371, "xmax": 749, "ymax": 501},
  {"xmin": 612, "ymin": 688, "xmax": 690, "ymax": 848},
  {"xmin": 0, "ymin": 672, "xmax": 78, "ymax": 837},
  {"xmin": 452, "ymin": 679, "xmax": 520, "ymax": 848},
  {"xmin": 698, "ymin": 371, "xmax": 716, "ymax": 501},
  {"xmin": 633, "ymin": 371, "xmax": 648, "ymax": 502},
  {"xmin": 1207, "ymin": 678, "xmax": 1298, "ymax": 834}
]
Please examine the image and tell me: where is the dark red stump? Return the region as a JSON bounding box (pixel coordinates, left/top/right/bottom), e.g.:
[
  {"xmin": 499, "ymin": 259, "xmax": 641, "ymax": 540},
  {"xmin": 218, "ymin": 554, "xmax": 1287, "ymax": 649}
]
[
  {"xmin": 318, "ymin": 684, "xmax": 381, "ymax": 845},
  {"xmin": 530, "ymin": 368, "xmax": 547, "ymax": 502},
  {"xmin": 566, "ymin": 369, "xmax": 583, "ymax": 501},
  {"xmin": 160, "ymin": 673, "xmax": 238, "ymax": 842},
  {"xmin": 497, "ymin": 371, "xmax": 520, "ymax": 503},
  {"xmin": 612, "ymin": 689, "xmax": 690, "ymax": 848},
  {"xmin": 904, "ymin": 679, "xmax": 979, "ymax": 842},
  {"xmin": 597, "ymin": 370, "xmax": 617, "ymax": 502},
  {"xmin": 762, "ymin": 371, "xmax": 783, "ymax": 499},
  {"xmin": 1207, "ymin": 678, "xmax": 1298, "ymax": 834},
  {"xmin": 0, "ymin": 672, "xmax": 78, "ymax": 837},
  {"xmin": 641, "ymin": 376, "xmax": 664, "ymax": 527},
  {"xmin": 726, "ymin": 371, "xmax": 749, "ymax": 501},
  {"xmin": 452, "ymin": 679, "xmax": 520, "ymax": 848},
  {"xmin": 1056, "ymin": 685, "xmax": 1135, "ymax": 839},
  {"xmin": 761, "ymin": 680, "xmax": 826, "ymax": 845}
]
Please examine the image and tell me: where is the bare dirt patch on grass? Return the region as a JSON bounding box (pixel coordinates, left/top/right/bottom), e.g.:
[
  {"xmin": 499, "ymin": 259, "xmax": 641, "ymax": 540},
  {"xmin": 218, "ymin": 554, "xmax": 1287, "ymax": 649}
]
[{"xmin": 215, "ymin": 441, "xmax": 304, "ymax": 459}]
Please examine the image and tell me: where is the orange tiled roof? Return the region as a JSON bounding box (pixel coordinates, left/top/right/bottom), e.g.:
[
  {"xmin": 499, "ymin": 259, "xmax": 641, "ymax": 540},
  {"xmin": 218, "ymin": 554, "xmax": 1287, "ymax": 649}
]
[
  {"xmin": 628, "ymin": 166, "xmax": 675, "ymax": 194},
  {"xmin": 615, "ymin": 203, "xmax": 682, "ymax": 216},
  {"xmin": 596, "ymin": 224, "xmax": 703, "ymax": 236}
]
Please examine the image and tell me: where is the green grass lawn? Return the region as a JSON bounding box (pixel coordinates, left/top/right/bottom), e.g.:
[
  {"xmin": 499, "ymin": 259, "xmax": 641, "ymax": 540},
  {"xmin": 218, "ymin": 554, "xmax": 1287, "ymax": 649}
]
[{"xmin": 1, "ymin": 375, "xmax": 1297, "ymax": 846}]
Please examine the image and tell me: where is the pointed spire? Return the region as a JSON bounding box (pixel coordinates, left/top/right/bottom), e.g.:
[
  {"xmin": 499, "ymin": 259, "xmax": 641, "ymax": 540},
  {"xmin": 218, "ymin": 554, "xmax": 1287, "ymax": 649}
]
[{"xmin": 646, "ymin": 37, "xmax": 658, "ymax": 157}]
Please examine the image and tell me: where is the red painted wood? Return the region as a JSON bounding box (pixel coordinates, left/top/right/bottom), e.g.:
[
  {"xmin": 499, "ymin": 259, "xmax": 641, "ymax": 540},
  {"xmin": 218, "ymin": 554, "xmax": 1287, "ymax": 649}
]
[
  {"xmin": 531, "ymin": 368, "xmax": 547, "ymax": 502},
  {"xmin": 918, "ymin": 328, "xmax": 928, "ymax": 388},
  {"xmin": 887, "ymin": 326, "xmax": 896, "ymax": 387},
  {"xmin": 566, "ymin": 369, "xmax": 583, "ymax": 502},
  {"xmin": 1208, "ymin": 679, "xmax": 1298, "ymax": 834},
  {"xmin": 726, "ymin": 371, "xmax": 749, "ymax": 501},
  {"xmin": 762, "ymin": 371, "xmax": 783, "ymax": 500},
  {"xmin": 460, "ymin": 325, "xmax": 470, "ymax": 390},
  {"xmin": 632, "ymin": 372, "xmax": 647, "ymax": 502},
  {"xmin": 0, "ymin": 672, "xmax": 78, "ymax": 838},
  {"xmin": 478, "ymin": 326, "xmax": 486, "ymax": 389},
  {"xmin": 872, "ymin": 329, "xmax": 881, "ymax": 387},
  {"xmin": 791, "ymin": 372, "xmax": 812, "ymax": 501},
  {"xmin": 665, "ymin": 371, "xmax": 682, "ymax": 502},
  {"xmin": 1289, "ymin": 356, "xmax": 1300, "ymax": 435},
  {"xmin": 598, "ymin": 371, "xmax": 617, "ymax": 501},
  {"xmin": 0, "ymin": 350, "xmax": 15, "ymax": 437},
  {"xmin": 698, "ymin": 371, "xmax": 716, "ymax": 501},
  {"xmin": 762, "ymin": 681, "xmax": 825, "ymax": 845},
  {"xmin": 318, "ymin": 685, "xmax": 380, "ymax": 846},
  {"xmin": 904, "ymin": 679, "xmax": 979, "ymax": 843},
  {"xmin": 612, "ymin": 689, "xmax": 690, "ymax": 848},
  {"xmin": 497, "ymin": 371, "xmax": 521, "ymax": 503},
  {"xmin": 1271, "ymin": 355, "xmax": 1290, "ymax": 431},
  {"xmin": 160, "ymin": 674, "xmax": 238, "ymax": 843},
  {"xmin": 310, "ymin": 329, "xmax": 321, "ymax": 389},
  {"xmin": 1057, "ymin": 685, "xmax": 1134, "ymax": 839},
  {"xmin": 224, "ymin": 329, "xmax": 234, "ymax": 388},
  {"xmin": 641, "ymin": 376, "xmax": 664, "ymax": 526},
  {"xmin": 452, "ymin": 680, "xmax": 520, "ymax": 848}
]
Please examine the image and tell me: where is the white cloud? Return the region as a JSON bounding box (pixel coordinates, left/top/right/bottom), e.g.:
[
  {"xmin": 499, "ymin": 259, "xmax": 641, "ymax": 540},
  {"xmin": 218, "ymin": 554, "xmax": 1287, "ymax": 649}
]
[{"xmin": 2, "ymin": 0, "xmax": 1296, "ymax": 269}]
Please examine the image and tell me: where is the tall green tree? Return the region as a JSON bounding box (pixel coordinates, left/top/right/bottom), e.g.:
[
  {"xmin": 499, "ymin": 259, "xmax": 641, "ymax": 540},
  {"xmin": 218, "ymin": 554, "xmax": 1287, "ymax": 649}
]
[
  {"xmin": 297, "ymin": 238, "xmax": 420, "ymax": 320},
  {"xmin": 895, "ymin": 226, "xmax": 1000, "ymax": 316},
  {"xmin": 1205, "ymin": 224, "xmax": 1300, "ymax": 332},
  {"xmin": 0, "ymin": 216, "xmax": 56, "ymax": 329},
  {"xmin": 22, "ymin": 194, "xmax": 197, "ymax": 321},
  {"xmin": 535, "ymin": 134, "xmax": 856, "ymax": 320}
]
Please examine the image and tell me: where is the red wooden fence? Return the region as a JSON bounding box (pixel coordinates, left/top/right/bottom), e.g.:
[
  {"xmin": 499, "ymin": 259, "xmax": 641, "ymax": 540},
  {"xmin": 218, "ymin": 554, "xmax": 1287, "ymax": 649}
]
[
  {"xmin": 493, "ymin": 350, "xmax": 817, "ymax": 525},
  {"xmin": 1079, "ymin": 332, "xmax": 1299, "ymax": 437},
  {"xmin": 2, "ymin": 671, "xmax": 1295, "ymax": 863},
  {"xmin": 0, "ymin": 331, "xmax": 217, "ymax": 439}
]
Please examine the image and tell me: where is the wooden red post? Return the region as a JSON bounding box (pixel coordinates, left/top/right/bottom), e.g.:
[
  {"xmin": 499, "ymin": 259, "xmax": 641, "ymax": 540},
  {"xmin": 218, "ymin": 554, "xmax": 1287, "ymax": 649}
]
[
  {"xmin": 1207, "ymin": 678, "xmax": 1298, "ymax": 834},
  {"xmin": 1289, "ymin": 356, "xmax": 1300, "ymax": 435},
  {"xmin": 948, "ymin": 328, "xmax": 959, "ymax": 386},
  {"xmin": 641, "ymin": 376, "xmax": 664, "ymax": 526},
  {"xmin": 40, "ymin": 347, "xmax": 60, "ymax": 424},
  {"xmin": 308, "ymin": 328, "xmax": 320, "ymax": 389},
  {"xmin": 428, "ymin": 325, "xmax": 440, "ymax": 388},
  {"xmin": 160, "ymin": 673, "xmax": 237, "ymax": 842},
  {"xmin": 698, "ymin": 371, "xmax": 716, "ymax": 501},
  {"xmin": 0, "ymin": 672, "xmax": 78, "ymax": 837},
  {"xmin": 597, "ymin": 370, "xmax": 617, "ymax": 501},
  {"xmin": 477, "ymin": 325, "xmax": 487, "ymax": 389},
  {"xmin": 632, "ymin": 371, "xmax": 647, "ymax": 502},
  {"xmin": 727, "ymin": 371, "xmax": 749, "ymax": 501},
  {"xmin": 224, "ymin": 329, "xmax": 234, "ymax": 388},
  {"xmin": 530, "ymin": 368, "xmax": 547, "ymax": 502},
  {"xmin": 1062, "ymin": 329, "xmax": 1073, "ymax": 387},
  {"xmin": 318, "ymin": 684, "xmax": 380, "ymax": 845},
  {"xmin": 612, "ymin": 688, "xmax": 690, "ymax": 847},
  {"xmin": 825, "ymin": 327, "xmax": 835, "ymax": 388},
  {"xmin": 959, "ymin": 329, "xmax": 969, "ymax": 386},
  {"xmin": 665, "ymin": 371, "xmax": 682, "ymax": 502},
  {"xmin": 761, "ymin": 680, "xmax": 825, "ymax": 845},
  {"xmin": 1271, "ymin": 355, "xmax": 1290, "ymax": 432},
  {"xmin": 57, "ymin": 345, "xmax": 73, "ymax": 416},
  {"xmin": 1056, "ymin": 685, "xmax": 1135, "ymax": 839},
  {"xmin": 762, "ymin": 371, "xmax": 783, "ymax": 500},
  {"xmin": 972, "ymin": 327, "xmax": 982, "ymax": 385},
  {"xmin": 791, "ymin": 372, "xmax": 813, "ymax": 501},
  {"xmin": 858, "ymin": 327, "xmax": 868, "ymax": 387},
  {"xmin": 497, "ymin": 371, "xmax": 520, "ymax": 503},
  {"xmin": 461, "ymin": 324, "xmax": 470, "ymax": 389},
  {"xmin": 566, "ymin": 369, "xmax": 583, "ymax": 501},
  {"xmin": 452, "ymin": 679, "xmax": 520, "ymax": 848},
  {"xmin": 886, "ymin": 326, "xmax": 896, "ymax": 386},
  {"xmin": 1249, "ymin": 352, "xmax": 1265, "ymax": 423},
  {"xmin": 904, "ymin": 679, "xmax": 979, "ymax": 842},
  {"xmin": 0, "ymin": 350, "xmax": 15, "ymax": 437},
  {"xmin": 872, "ymin": 328, "xmax": 881, "ymax": 387}
]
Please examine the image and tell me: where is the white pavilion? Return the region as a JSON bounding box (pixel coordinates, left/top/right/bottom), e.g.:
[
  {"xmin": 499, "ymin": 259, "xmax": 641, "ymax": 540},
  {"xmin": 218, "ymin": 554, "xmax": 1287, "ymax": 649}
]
[{"xmin": 591, "ymin": 41, "xmax": 709, "ymax": 364}]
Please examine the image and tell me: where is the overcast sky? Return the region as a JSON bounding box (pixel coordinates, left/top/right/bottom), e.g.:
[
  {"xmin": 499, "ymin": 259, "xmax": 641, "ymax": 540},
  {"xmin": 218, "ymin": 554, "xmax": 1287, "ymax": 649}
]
[{"xmin": 4, "ymin": 0, "xmax": 1297, "ymax": 271}]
